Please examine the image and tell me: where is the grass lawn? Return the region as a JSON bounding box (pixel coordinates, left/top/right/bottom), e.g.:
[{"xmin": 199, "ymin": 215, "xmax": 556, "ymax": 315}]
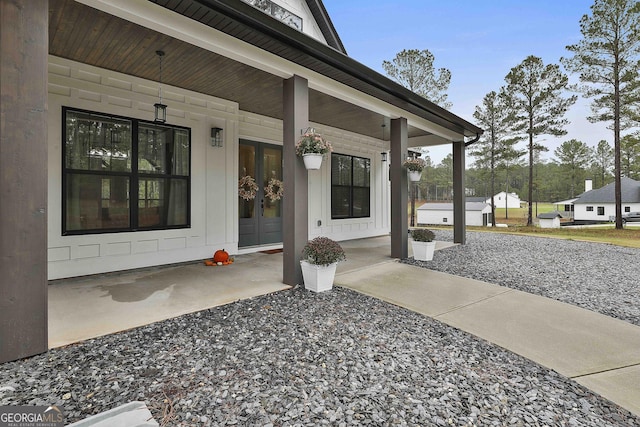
[
  {"xmin": 494, "ymin": 203, "xmax": 556, "ymax": 226},
  {"xmin": 465, "ymin": 225, "xmax": 640, "ymax": 249}
]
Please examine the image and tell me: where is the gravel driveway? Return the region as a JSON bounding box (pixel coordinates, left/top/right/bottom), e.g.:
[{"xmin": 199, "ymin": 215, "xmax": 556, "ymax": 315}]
[{"xmin": 1, "ymin": 232, "xmax": 639, "ymax": 426}]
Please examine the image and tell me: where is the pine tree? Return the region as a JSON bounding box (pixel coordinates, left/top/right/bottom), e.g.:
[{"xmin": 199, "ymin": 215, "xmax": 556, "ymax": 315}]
[
  {"xmin": 553, "ymin": 139, "xmax": 593, "ymax": 197},
  {"xmin": 504, "ymin": 56, "xmax": 577, "ymax": 226},
  {"xmin": 562, "ymin": 0, "xmax": 640, "ymax": 228},
  {"xmin": 591, "ymin": 140, "xmax": 614, "ymax": 187},
  {"xmin": 471, "ymin": 89, "xmax": 523, "ymax": 225},
  {"xmin": 382, "ymin": 49, "xmax": 453, "ymax": 110}
]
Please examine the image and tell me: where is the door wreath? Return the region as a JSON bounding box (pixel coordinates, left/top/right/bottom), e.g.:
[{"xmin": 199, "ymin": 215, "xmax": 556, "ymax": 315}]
[
  {"xmin": 238, "ymin": 175, "xmax": 259, "ymax": 201},
  {"xmin": 264, "ymin": 178, "xmax": 284, "ymax": 202}
]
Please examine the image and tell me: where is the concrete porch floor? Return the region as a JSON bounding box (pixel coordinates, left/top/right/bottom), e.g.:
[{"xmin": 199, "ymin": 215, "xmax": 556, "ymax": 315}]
[{"xmin": 49, "ymin": 236, "xmax": 452, "ymax": 348}]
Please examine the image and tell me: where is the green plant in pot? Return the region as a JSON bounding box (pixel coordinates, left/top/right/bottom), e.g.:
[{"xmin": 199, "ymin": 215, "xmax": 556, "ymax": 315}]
[
  {"xmin": 300, "ymin": 237, "xmax": 346, "ymax": 292},
  {"xmin": 296, "ymin": 129, "xmax": 333, "ymax": 170},
  {"xmin": 409, "ymin": 228, "xmax": 435, "ymax": 242},
  {"xmin": 402, "ymin": 157, "xmax": 427, "ymax": 172},
  {"xmin": 403, "ymin": 157, "xmax": 426, "ymax": 182},
  {"xmin": 409, "ymin": 228, "xmax": 436, "ymax": 261}
]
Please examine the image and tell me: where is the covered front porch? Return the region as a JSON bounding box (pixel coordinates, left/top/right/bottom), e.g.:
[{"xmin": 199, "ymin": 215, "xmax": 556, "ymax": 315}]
[
  {"xmin": 48, "ymin": 236, "xmax": 457, "ymax": 348},
  {"xmin": 1, "ymin": 0, "xmax": 480, "ymax": 363}
]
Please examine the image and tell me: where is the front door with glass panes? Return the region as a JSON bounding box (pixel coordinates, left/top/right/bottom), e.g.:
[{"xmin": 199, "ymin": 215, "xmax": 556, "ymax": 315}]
[{"xmin": 238, "ymin": 141, "xmax": 283, "ymax": 247}]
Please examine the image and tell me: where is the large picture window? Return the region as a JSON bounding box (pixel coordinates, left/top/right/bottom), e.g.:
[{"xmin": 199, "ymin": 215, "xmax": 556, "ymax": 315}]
[
  {"xmin": 63, "ymin": 108, "xmax": 190, "ymax": 234},
  {"xmin": 331, "ymin": 153, "xmax": 370, "ymax": 219}
]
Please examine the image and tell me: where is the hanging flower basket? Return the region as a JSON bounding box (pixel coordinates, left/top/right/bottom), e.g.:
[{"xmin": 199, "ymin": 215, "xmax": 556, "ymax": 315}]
[
  {"xmin": 403, "ymin": 157, "xmax": 426, "ymax": 182},
  {"xmin": 264, "ymin": 178, "xmax": 284, "ymax": 201},
  {"xmin": 408, "ymin": 170, "xmax": 422, "ymax": 182},
  {"xmin": 302, "ymin": 153, "xmax": 323, "ymax": 170},
  {"xmin": 296, "ymin": 129, "xmax": 332, "ymax": 169},
  {"xmin": 238, "ymin": 175, "xmax": 259, "ymax": 201}
]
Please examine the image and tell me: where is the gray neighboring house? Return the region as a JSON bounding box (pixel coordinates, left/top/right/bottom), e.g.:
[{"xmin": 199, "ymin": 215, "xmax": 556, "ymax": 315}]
[{"xmin": 572, "ymin": 177, "xmax": 640, "ymax": 223}]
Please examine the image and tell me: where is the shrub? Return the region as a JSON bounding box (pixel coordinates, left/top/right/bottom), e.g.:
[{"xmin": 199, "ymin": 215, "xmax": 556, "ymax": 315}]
[
  {"xmin": 301, "ymin": 237, "xmax": 346, "ymax": 266},
  {"xmin": 410, "ymin": 228, "xmax": 435, "ymax": 242}
]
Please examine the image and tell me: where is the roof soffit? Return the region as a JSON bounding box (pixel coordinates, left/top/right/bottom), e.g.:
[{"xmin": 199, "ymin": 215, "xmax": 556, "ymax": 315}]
[
  {"xmin": 149, "ymin": 0, "xmax": 482, "ymax": 139},
  {"xmin": 50, "ymin": 0, "xmax": 480, "ymax": 140}
]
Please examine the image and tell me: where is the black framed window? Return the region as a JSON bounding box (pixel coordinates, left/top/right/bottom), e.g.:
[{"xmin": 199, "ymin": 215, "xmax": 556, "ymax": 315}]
[
  {"xmin": 586, "ymin": 206, "xmax": 594, "ymax": 212},
  {"xmin": 331, "ymin": 153, "xmax": 370, "ymax": 219},
  {"xmin": 597, "ymin": 206, "xmax": 605, "ymax": 216},
  {"xmin": 63, "ymin": 108, "xmax": 190, "ymax": 234}
]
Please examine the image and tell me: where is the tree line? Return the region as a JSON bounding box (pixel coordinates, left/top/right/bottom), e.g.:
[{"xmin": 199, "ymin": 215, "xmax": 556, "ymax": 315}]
[{"xmin": 383, "ymin": 0, "xmax": 640, "ymax": 228}]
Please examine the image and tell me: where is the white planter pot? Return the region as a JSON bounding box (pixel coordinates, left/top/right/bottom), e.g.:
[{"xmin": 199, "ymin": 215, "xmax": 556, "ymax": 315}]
[
  {"xmin": 408, "ymin": 170, "xmax": 422, "ymax": 182},
  {"xmin": 411, "ymin": 240, "xmax": 436, "ymax": 261},
  {"xmin": 302, "ymin": 153, "xmax": 323, "ymax": 170},
  {"xmin": 300, "ymin": 260, "xmax": 337, "ymax": 292}
]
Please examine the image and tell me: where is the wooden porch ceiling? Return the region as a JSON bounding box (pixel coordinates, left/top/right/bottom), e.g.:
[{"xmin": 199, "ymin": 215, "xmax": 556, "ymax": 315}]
[{"xmin": 48, "ymin": 0, "xmax": 428, "ymax": 141}]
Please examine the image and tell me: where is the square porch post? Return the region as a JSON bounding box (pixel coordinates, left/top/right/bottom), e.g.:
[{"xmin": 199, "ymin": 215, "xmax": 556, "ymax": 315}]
[
  {"xmin": 282, "ymin": 75, "xmax": 309, "ymax": 285},
  {"xmin": 453, "ymin": 141, "xmax": 466, "ymax": 244},
  {"xmin": 0, "ymin": 0, "xmax": 49, "ymax": 362},
  {"xmin": 390, "ymin": 117, "xmax": 408, "ymax": 259}
]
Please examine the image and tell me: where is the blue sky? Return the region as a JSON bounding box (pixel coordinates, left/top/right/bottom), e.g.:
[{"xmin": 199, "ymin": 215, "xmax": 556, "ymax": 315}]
[{"xmin": 322, "ymin": 0, "xmax": 610, "ymax": 164}]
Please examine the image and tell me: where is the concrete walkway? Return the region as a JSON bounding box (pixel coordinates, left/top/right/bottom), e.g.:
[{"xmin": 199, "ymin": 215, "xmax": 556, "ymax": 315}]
[{"xmin": 336, "ymin": 261, "xmax": 640, "ymax": 418}]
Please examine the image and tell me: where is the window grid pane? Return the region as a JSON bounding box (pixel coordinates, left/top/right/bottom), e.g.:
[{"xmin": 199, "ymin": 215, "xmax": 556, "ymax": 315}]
[
  {"xmin": 65, "ymin": 173, "xmax": 130, "ymax": 231},
  {"xmin": 65, "ymin": 111, "xmax": 132, "ymax": 172},
  {"xmin": 331, "ymin": 153, "xmax": 370, "ymax": 219},
  {"xmin": 63, "ymin": 108, "xmax": 190, "ymax": 234}
]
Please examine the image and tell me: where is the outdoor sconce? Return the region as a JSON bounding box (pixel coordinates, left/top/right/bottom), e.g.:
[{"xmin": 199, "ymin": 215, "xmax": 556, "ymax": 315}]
[
  {"xmin": 211, "ymin": 127, "xmax": 223, "ymax": 147},
  {"xmin": 380, "ymin": 152, "xmax": 388, "ymax": 162}
]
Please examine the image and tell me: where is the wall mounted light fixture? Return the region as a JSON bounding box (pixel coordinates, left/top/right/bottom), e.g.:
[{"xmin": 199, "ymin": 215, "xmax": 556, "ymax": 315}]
[
  {"xmin": 380, "ymin": 152, "xmax": 387, "ymax": 162},
  {"xmin": 211, "ymin": 127, "xmax": 223, "ymax": 147},
  {"xmin": 154, "ymin": 50, "xmax": 167, "ymax": 123}
]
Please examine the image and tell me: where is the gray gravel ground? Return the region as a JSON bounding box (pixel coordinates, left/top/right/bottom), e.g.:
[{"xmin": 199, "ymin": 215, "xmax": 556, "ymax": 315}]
[
  {"xmin": 1, "ymin": 232, "xmax": 639, "ymax": 426},
  {"xmin": 404, "ymin": 230, "xmax": 640, "ymax": 327}
]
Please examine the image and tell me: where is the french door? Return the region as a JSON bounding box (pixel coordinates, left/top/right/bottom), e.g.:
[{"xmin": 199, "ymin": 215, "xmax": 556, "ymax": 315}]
[{"xmin": 238, "ymin": 140, "xmax": 283, "ymax": 247}]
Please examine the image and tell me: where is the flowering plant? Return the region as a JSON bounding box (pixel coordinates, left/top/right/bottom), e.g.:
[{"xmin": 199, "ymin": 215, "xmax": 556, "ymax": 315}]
[
  {"xmin": 301, "ymin": 236, "xmax": 346, "ymax": 266},
  {"xmin": 403, "ymin": 157, "xmax": 426, "ymax": 172},
  {"xmin": 410, "ymin": 228, "xmax": 435, "ymax": 242},
  {"xmin": 265, "ymin": 178, "xmax": 284, "ymax": 201},
  {"xmin": 238, "ymin": 175, "xmax": 259, "ymax": 201},
  {"xmin": 295, "ymin": 131, "xmax": 333, "ymax": 156}
]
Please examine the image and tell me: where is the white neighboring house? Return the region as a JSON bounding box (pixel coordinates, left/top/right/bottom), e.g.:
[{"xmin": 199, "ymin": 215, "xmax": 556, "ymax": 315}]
[
  {"xmin": 485, "ymin": 192, "xmax": 521, "ymax": 209},
  {"xmin": 417, "ymin": 202, "xmax": 492, "ymax": 226},
  {"xmin": 553, "ymin": 198, "xmax": 577, "ymax": 219},
  {"xmin": 572, "ymin": 177, "xmax": 640, "ymax": 223}
]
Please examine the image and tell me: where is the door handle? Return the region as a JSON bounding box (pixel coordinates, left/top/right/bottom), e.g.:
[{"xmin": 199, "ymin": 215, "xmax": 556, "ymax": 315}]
[{"xmin": 261, "ymin": 199, "xmax": 264, "ymax": 216}]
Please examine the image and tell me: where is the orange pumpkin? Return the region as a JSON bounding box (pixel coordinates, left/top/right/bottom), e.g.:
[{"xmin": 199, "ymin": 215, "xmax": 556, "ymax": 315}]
[{"xmin": 213, "ymin": 249, "xmax": 229, "ymax": 264}]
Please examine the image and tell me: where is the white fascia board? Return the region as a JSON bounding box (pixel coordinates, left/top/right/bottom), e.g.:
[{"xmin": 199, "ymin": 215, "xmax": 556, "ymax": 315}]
[
  {"xmin": 78, "ymin": 0, "xmax": 465, "ymax": 142},
  {"xmin": 408, "ymin": 134, "xmax": 451, "ymax": 147}
]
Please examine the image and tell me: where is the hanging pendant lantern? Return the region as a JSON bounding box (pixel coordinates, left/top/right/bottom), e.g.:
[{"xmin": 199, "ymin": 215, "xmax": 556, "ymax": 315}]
[{"xmin": 154, "ymin": 50, "xmax": 167, "ymax": 123}]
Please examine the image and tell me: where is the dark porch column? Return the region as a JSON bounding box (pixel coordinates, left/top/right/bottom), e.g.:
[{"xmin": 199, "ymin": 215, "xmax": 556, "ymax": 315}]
[
  {"xmin": 390, "ymin": 118, "xmax": 408, "ymax": 258},
  {"xmin": 282, "ymin": 75, "xmax": 309, "ymax": 285},
  {"xmin": 0, "ymin": 0, "xmax": 49, "ymax": 363},
  {"xmin": 453, "ymin": 141, "xmax": 466, "ymax": 244}
]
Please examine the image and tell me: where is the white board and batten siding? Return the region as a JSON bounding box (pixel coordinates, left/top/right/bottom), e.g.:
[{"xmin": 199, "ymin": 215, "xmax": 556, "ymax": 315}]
[{"xmin": 47, "ymin": 57, "xmax": 391, "ymax": 280}]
